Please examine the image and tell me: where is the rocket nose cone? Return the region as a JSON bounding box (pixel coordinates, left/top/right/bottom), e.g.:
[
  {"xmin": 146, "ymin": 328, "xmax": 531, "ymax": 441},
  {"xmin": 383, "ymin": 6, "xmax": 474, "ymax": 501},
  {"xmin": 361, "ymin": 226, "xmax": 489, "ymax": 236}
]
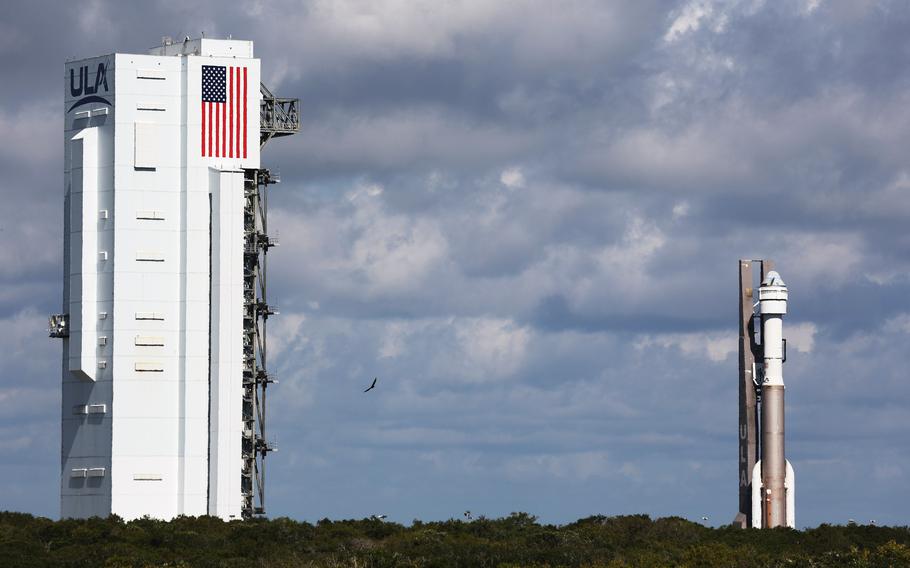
[{"xmin": 762, "ymin": 270, "xmax": 786, "ymax": 287}]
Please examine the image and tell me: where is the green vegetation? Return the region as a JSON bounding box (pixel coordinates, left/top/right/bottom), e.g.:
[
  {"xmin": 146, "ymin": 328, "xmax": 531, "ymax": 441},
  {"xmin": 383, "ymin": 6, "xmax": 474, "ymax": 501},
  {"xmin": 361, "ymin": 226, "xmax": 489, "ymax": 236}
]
[{"xmin": 2, "ymin": 511, "xmax": 909, "ymax": 567}]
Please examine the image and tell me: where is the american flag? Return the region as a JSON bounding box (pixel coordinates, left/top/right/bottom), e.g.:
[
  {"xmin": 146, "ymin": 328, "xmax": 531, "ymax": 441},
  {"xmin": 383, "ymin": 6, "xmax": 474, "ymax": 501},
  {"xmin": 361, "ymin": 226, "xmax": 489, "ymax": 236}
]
[{"xmin": 201, "ymin": 65, "xmax": 247, "ymax": 158}]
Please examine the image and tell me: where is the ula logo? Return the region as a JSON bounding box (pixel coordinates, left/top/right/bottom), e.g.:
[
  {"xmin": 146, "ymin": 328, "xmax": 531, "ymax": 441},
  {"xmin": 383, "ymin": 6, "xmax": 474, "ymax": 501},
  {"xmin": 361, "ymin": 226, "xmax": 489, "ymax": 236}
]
[
  {"xmin": 68, "ymin": 62, "xmax": 112, "ymax": 113},
  {"xmin": 70, "ymin": 63, "xmax": 108, "ymax": 96}
]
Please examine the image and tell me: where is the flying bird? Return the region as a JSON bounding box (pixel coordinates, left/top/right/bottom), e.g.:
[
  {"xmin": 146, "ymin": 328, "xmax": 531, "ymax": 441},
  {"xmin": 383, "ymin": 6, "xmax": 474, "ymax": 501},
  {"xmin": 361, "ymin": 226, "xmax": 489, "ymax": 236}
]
[{"xmin": 363, "ymin": 377, "xmax": 377, "ymax": 393}]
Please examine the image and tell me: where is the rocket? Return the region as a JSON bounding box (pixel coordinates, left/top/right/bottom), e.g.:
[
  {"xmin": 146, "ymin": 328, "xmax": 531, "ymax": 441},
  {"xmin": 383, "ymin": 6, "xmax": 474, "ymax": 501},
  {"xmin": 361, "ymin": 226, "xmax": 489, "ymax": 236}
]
[
  {"xmin": 736, "ymin": 262, "xmax": 795, "ymax": 529},
  {"xmin": 752, "ymin": 270, "xmax": 795, "ymax": 528}
]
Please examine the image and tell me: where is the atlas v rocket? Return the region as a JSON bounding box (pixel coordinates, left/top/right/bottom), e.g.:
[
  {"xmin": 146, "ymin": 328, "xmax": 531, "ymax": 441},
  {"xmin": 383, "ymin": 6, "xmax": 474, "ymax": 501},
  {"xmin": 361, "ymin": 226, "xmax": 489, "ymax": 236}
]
[{"xmin": 736, "ymin": 260, "xmax": 795, "ymax": 529}]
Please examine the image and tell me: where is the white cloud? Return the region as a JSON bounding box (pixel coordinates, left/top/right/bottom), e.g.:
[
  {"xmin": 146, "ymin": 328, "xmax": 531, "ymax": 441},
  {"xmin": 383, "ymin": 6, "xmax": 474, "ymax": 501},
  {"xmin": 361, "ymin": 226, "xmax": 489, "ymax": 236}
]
[
  {"xmin": 500, "ymin": 167, "xmax": 525, "ymax": 190},
  {"xmin": 602, "ymin": 216, "xmax": 665, "ymax": 273},
  {"xmin": 503, "ymin": 451, "xmax": 611, "ymax": 481},
  {"xmin": 569, "ymin": 216, "xmax": 666, "ymax": 309},
  {"xmin": 636, "ymin": 331, "xmax": 737, "ymax": 363},
  {"xmin": 378, "ymin": 320, "xmax": 421, "ymax": 359},
  {"xmin": 664, "ymin": 0, "xmax": 775, "ymax": 43},
  {"xmin": 672, "ymin": 201, "xmax": 690, "ymax": 219},
  {"xmin": 884, "ymin": 313, "xmax": 910, "ymax": 334},
  {"xmin": 776, "ymin": 232, "xmax": 865, "ymax": 287},
  {"xmin": 268, "ymin": 312, "xmax": 308, "ymax": 360},
  {"xmin": 295, "ymin": 0, "xmax": 500, "ymax": 61},
  {"xmin": 787, "ymin": 322, "xmax": 818, "ymax": 354},
  {"xmin": 636, "ymin": 321, "xmax": 816, "ymax": 362},
  {"xmin": 594, "ymin": 124, "xmax": 752, "ymax": 187},
  {"xmin": 272, "ymin": 181, "xmax": 450, "ymax": 300},
  {"xmin": 664, "ymin": 1, "xmax": 714, "ymax": 42},
  {"xmin": 801, "ymin": 0, "xmax": 823, "ymax": 15},
  {"xmin": 261, "ymin": 0, "xmax": 659, "ymax": 84},
  {"xmin": 452, "ymin": 318, "xmax": 532, "ymax": 381},
  {"xmin": 350, "ymin": 212, "xmax": 447, "ymax": 295}
]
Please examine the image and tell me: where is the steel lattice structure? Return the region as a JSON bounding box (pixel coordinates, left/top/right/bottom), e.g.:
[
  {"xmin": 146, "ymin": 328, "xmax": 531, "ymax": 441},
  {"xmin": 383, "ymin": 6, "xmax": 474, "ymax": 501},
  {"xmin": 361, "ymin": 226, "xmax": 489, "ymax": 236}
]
[
  {"xmin": 239, "ymin": 82, "xmax": 299, "ymax": 519},
  {"xmin": 241, "ymin": 168, "xmax": 279, "ymax": 518}
]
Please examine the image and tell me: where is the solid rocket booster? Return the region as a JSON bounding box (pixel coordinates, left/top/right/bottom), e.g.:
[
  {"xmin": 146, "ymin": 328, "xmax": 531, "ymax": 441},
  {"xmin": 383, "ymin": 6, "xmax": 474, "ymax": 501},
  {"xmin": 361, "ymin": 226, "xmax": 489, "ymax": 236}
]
[{"xmin": 758, "ymin": 270, "xmax": 790, "ymax": 528}]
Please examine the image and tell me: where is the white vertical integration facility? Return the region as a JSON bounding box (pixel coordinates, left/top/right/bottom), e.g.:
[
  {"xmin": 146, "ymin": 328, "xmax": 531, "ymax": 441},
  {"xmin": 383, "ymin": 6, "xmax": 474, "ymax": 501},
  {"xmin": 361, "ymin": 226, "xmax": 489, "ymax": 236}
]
[{"xmin": 51, "ymin": 37, "xmax": 298, "ymax": 520}]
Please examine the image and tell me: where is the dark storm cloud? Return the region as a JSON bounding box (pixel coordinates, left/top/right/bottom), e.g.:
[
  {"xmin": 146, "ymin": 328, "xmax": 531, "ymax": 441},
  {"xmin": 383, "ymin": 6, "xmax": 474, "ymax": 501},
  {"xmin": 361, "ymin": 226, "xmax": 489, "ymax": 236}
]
[{"xmin": 1, "ymin": 0, "xmax": 908, "ymax": 526}]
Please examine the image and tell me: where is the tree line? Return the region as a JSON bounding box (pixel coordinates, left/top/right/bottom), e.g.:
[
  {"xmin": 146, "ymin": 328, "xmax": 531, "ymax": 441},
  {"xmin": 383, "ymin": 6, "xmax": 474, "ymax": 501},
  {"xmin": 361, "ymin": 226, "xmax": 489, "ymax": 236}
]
[{"xmin": 2, "ymin": 511, "xmax": 909, "ymax": 567}]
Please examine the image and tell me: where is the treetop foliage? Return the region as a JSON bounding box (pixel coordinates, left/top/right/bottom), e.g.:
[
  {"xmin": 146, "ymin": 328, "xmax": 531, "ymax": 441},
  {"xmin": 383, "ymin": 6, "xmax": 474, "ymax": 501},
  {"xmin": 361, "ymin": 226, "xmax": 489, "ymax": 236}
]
[{"xmin": 2, "ymin": 510, "xmax": 909, "ymax": 567}]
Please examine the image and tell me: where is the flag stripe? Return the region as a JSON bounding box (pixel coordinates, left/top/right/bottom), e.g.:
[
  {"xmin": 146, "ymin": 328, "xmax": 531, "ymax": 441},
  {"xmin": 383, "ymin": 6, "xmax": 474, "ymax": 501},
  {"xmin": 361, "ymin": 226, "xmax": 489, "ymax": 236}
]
[
  {"xmin": 235, "ymin": 67, "xmax": 240, "ymax": 162},
  {"xmin": 229, "ymin": 68, "xmax": 234, "ymax": 158},
  {"xmin": 217, "ymin": 100, "xmax": 221, "ymax": 157},
  {"xmin": 208, "ymin": 103, "xmax": 212, "ymax": 158},
  {"xmin": 201, "ymin": 101, "xmax": 206, "ymax": 156},
  {"xmin": 243, "ymin": 67, "xmax": 247, "ymax": 158}
]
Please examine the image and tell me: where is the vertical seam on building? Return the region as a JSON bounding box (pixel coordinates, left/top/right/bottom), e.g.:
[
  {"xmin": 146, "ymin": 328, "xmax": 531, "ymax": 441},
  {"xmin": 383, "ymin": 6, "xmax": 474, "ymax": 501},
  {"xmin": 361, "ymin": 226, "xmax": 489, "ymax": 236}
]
[{"xmin": 206, "ymin": 192, "xmax": 213, "ymax": 513}]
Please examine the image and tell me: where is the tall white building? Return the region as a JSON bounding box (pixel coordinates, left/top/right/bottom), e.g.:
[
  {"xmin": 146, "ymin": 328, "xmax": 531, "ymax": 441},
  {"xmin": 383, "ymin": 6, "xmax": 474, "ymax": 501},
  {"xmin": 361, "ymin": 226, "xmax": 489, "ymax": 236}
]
[{"xmin": 53, "ymin": 38, "xmax": 297, "ymax": 520}]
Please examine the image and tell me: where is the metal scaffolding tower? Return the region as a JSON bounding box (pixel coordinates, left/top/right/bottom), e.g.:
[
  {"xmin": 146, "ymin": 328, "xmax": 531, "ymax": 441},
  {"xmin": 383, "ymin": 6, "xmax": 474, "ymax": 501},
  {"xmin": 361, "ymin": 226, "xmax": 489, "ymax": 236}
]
[
  {"xmin": 241, "ymin": 168, "xmax": 277, "ymax": 518},
  {"xmin": 240, "ymin": 84, "xmax": 299, "ymax": 519},
  {"xmin": 260, "ymin": 83, "xmax": 300, "ymax": 147}
]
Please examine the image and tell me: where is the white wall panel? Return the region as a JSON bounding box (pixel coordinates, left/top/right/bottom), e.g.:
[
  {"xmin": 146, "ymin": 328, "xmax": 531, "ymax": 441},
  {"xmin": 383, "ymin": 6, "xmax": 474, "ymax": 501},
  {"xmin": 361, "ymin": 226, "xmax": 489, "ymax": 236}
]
[
  {"xmin": 184, "ymin": 229, "xmax": 210, "ymax": 272},
  {"xmin": 134, "ymin": 122, "xmax": 161, "ymax": 169},
  {"xmin": 184, "ymin": 356, "xmax": 210, "ymax": 382},
  {"xmin": 207, "ymin": 169, "xmax": 244, "ymax": 519},
  {"xmin": 184, "ymin": 301, "xmax": 210, "ymax": 332},
  {"xmin": 68, "ymin": 130, "xmax": 99, "ymax": 381}
]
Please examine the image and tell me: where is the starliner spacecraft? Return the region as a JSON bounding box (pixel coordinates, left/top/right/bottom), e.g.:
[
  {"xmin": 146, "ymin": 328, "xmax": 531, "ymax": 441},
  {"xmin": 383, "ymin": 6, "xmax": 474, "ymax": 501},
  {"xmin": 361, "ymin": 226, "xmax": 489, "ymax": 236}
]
[{"xmin": 735, "ymin": 260, "xmax": 795, "ymax": 529}]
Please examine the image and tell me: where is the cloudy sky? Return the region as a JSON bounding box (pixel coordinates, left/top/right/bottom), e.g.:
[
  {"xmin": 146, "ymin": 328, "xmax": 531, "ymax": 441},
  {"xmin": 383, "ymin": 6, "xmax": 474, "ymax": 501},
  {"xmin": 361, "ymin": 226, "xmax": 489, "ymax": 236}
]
[{"xmin": 1, "ymin": 0, "xmax": 909, "ymax": 527}]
